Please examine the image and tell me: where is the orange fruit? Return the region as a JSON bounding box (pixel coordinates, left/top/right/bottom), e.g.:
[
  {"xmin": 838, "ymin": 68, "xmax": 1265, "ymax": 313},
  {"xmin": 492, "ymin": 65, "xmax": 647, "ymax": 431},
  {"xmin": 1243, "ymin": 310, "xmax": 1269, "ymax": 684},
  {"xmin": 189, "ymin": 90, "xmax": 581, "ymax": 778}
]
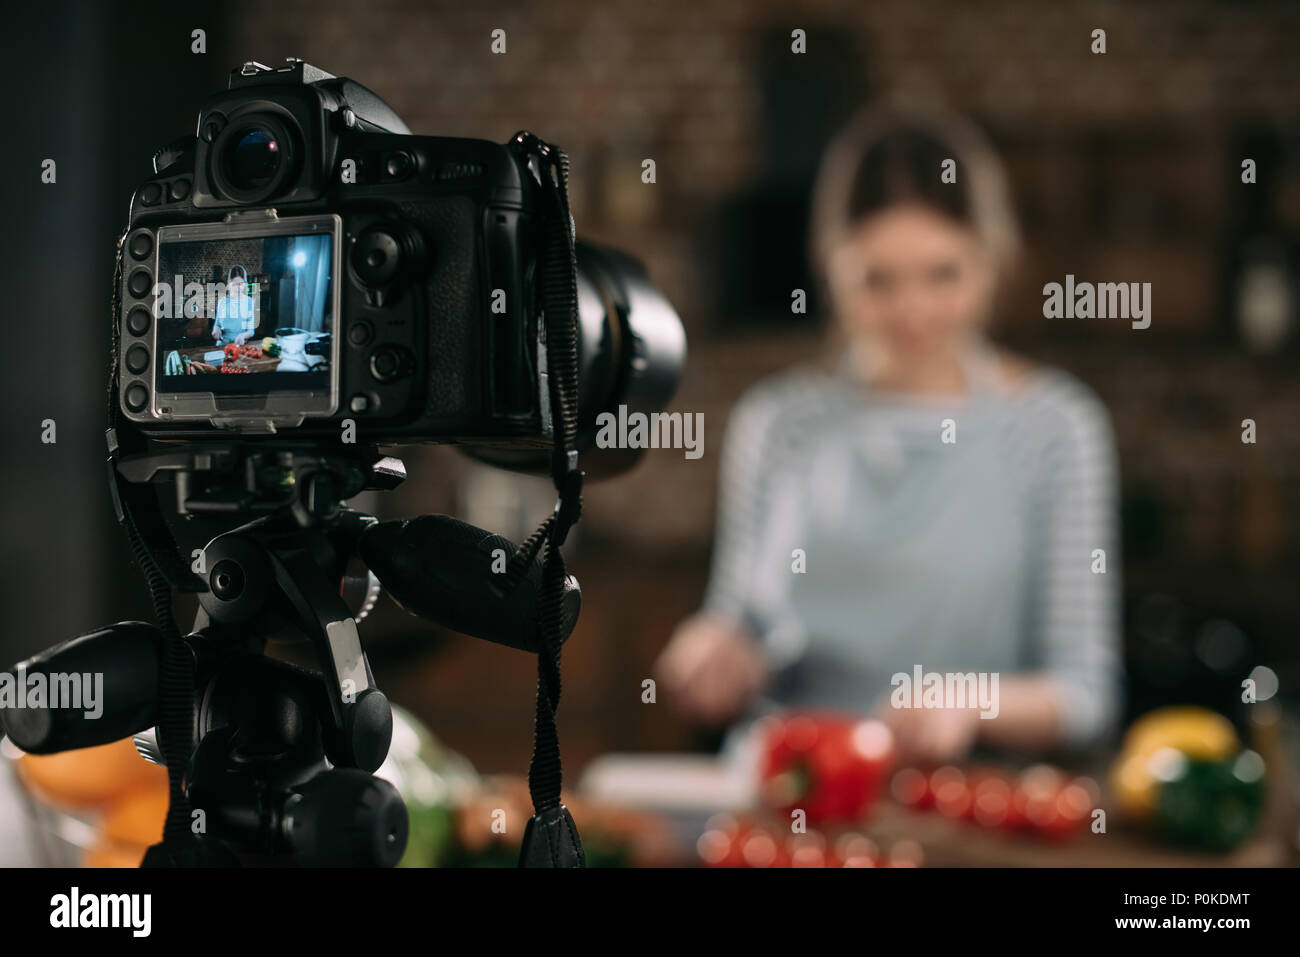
[
  {"xmin": 101, "ymin": 780, "xmax": 170, "ymax": 846},
  {"xmin": 17, "ymin": 738, "xmax": 165, "ymax": 809},
  {"xmin": 83, "ymin": 841, "xmax": 146, "ymax": 869}
]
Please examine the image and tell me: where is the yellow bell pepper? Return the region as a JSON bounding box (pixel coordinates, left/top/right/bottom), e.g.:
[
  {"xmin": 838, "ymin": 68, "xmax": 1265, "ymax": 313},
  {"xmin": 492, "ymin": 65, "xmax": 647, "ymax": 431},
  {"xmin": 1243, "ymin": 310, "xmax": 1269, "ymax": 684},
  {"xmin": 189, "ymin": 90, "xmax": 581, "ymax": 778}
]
[{"xmin": 1110, "ymin": 706, "xmax": 1240, "ymax": 820}]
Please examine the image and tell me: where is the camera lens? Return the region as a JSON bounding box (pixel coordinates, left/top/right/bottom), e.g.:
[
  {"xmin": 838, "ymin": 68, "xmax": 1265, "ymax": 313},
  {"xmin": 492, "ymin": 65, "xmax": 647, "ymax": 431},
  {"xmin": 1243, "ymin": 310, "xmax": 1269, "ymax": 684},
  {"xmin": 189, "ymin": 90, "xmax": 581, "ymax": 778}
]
[
  {"xmin": 465, "ymin": 241, "xmax": 685, "ymax": 479},
  {"xmin": 226, "ymin": 127, "xmax": 282, "ymax": 190},
  {"xmin": 210, "ymin": 112, "xmax": 297, "ymax": 203}
]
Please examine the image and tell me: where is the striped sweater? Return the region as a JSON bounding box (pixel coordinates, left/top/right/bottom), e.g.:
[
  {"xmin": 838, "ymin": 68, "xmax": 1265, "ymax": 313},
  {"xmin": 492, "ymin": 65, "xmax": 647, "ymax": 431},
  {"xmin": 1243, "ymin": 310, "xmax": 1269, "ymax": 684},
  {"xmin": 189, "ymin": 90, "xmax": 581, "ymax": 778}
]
[{"xmin": 702, "ymin": 351, "xmax": 1122, "ymax": 748}]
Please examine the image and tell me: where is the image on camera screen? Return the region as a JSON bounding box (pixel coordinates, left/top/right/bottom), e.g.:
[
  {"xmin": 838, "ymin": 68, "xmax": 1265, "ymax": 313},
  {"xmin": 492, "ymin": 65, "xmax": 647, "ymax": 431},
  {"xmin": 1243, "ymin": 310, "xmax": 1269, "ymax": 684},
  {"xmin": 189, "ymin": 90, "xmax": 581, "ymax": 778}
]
[{"xmin": 154, "ymin": 230, "xmax": 335, "ymax": 396}]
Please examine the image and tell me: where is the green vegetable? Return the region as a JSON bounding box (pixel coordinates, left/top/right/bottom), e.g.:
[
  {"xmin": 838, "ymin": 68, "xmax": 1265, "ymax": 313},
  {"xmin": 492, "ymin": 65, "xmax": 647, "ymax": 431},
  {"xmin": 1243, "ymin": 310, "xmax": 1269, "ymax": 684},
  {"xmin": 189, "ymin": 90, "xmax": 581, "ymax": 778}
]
[{"xmin": 1154, "ymin": 750, "xmax": 1265, "ymax": 851}]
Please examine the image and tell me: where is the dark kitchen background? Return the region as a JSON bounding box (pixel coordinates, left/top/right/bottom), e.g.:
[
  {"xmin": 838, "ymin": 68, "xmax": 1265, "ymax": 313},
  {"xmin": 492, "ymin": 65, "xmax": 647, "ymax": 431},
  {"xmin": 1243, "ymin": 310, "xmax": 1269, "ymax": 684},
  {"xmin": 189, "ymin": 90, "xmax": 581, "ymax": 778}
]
[{"xmin": 2, "ymin": 0, "xmax": 1298, "ymax": 862}]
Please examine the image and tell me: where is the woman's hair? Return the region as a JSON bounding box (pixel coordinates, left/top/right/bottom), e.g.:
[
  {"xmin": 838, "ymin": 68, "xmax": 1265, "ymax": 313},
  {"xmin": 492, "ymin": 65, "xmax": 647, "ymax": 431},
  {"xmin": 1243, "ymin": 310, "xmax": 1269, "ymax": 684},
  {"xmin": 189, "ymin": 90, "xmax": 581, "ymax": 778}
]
[
  {"xmin": 809, "ymin": 108, "xmax": 1021, "ymax": 291},
  {"xmin": 227, "ymin": 264, "xmax": 247, "ymax": 283}
]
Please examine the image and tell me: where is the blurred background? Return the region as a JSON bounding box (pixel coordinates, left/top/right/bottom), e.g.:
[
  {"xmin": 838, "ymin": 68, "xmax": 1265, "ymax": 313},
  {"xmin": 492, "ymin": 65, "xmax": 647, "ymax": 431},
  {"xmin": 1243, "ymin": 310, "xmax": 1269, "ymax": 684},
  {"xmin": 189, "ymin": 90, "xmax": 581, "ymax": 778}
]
[{"xmin": 1, "ymin": 0, "xmax": 1298, "ymax": 866}]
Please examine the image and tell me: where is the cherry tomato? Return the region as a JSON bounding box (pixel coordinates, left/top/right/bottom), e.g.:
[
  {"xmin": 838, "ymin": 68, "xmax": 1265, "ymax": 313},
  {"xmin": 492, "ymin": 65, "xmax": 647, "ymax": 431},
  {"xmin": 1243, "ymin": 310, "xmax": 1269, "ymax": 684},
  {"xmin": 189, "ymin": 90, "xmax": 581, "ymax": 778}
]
[{"xmin": 930, "ymin": 766, "xmax": 970, "ymax": 818}]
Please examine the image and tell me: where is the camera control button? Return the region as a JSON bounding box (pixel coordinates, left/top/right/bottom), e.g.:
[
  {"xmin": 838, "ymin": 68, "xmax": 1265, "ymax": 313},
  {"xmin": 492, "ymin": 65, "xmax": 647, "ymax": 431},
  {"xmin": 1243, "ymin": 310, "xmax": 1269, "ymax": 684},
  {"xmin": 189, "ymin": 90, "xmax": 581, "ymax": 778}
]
[
  {"xmin": 124, "ymin": 383, "xmax": 149, "ymax": 413},
  {"xmin": 348, "ymin": 320, "xmax": 374, "ymax": 347},
  {"xmin": 348, "ymin": 394, "xmax": 370, "ymax": 414},
  {"xmin": 140, "ymin": 183, "xmax": 163, "ymax": 206},
  {"xmin": 128, "ymin": 232, "xmax": 153, "ymax": 261},
  {"xmin": 169, "ymin": 178, "xmax": 192, "ymax": 202},
  {"xmin": 368, "ymin": 345, "xmax": 409, "ymax": 383},
  {"xmin": 128, "ymin": 268, "xmax": 153, "ymax": 298},
  {"xmin": 384, "ymin": 151, "xmax": 414, "ymax": 180},
  {"xmin": 127, "ymin": 306, "xmax": 152, "ymax": 336},
  {"xmin": 125, "ymin": 345, "xmax": 150, "ymax": 375},
  {"xmin": 352, "ymin": 228, "xmax": 402, "ymax": 287}
]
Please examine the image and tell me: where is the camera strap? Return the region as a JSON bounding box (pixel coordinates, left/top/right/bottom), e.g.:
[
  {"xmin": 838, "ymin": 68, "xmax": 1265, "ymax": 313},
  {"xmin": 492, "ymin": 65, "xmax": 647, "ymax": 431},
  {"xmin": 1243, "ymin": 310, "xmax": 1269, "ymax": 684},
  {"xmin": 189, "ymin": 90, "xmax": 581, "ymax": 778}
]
[
  {"xmin": 508, "ymin": 134, "xmax": 586, "ymax": 867},
  {"xmin": 107, "ymin": 231, "xmax": 207, "ymax": 865}
]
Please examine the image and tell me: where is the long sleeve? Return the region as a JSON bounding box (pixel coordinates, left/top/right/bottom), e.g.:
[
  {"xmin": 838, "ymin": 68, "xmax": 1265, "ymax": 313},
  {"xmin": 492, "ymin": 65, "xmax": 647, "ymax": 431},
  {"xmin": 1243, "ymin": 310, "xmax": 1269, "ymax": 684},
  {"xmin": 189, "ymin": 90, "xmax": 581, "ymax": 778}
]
[
  {"xmin": 700, "ymin": 385, "xmax": 780, "ymax": 632},
  {"xmin": 1026, "ymin": 378, "xmax": 1124, "ymax": 748}
]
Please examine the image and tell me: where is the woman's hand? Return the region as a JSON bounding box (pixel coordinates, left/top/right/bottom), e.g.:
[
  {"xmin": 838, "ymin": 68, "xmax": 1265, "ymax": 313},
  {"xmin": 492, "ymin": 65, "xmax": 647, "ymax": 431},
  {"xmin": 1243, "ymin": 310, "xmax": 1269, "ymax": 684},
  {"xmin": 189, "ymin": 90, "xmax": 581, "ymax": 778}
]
[
  {"xmin": 875, "ymin": 703, "xmax": 981, "ymax": 766},
  {"xmin": 234, "ymin": 332, "xmax": 251, "ymax": 345},
  {"xmin": 873, "ymin": 675, "xmax": 1069, "ymax": 764},
  {"xmin": 655, "ymin": 613, "xmax": 768, "ymax": 725}
]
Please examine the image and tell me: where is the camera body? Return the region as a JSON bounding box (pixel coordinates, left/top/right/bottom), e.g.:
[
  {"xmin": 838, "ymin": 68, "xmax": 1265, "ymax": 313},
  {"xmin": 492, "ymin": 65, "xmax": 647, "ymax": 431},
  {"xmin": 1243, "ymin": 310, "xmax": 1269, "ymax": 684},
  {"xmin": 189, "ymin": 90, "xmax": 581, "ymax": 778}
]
[{"xmin": 117, "ymin": 60, "xmax": 554, "ymax": 445}]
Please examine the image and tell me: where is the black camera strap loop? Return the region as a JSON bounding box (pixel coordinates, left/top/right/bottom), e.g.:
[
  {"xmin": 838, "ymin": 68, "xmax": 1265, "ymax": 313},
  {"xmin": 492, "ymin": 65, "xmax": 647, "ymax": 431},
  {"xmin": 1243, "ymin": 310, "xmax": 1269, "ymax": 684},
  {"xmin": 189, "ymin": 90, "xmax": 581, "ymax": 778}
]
[{"xmin": 510, "ymin": 134, "xmax": 586, "ymax": 867}]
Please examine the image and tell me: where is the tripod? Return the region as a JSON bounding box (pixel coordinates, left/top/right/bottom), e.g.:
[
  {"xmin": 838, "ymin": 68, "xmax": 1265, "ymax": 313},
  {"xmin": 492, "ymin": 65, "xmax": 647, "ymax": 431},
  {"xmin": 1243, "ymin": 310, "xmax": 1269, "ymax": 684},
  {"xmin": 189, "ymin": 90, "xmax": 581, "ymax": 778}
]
[{"xmin": 3, "ymin": 440, "xmax": 579, "ymax": 866}]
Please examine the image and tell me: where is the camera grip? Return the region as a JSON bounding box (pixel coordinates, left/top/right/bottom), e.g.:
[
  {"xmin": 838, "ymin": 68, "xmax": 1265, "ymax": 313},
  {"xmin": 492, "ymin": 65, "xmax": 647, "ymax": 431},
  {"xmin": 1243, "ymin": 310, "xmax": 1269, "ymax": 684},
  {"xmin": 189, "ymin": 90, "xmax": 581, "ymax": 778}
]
[
  {"xmin": 1, "ymin": 621, "xmax": 161, "ymax": 754},
  {"xmin": 359, "ymin": 515, "xmax": 579, "ymax": 654}
]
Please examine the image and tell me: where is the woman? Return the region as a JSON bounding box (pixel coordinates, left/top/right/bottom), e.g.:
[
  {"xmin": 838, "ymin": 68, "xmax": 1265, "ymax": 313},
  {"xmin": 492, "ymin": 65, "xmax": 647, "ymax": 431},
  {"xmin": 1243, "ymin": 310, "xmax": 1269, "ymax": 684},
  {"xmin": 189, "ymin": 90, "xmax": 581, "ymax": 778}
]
[
  {"xmin": 656, "ymin": 110, "xmax": 1121, "ymax": 764},
  {"xmin": 212, "ymin": 264, "xmax": 256, "ymax": 347}
]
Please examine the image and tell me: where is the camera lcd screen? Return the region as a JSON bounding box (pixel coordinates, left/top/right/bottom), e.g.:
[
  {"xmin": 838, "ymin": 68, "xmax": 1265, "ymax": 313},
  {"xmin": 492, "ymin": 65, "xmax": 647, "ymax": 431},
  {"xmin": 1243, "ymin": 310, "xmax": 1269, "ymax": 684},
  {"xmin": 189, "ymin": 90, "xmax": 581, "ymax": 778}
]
[{"xmin": 154, "ymin": 224, "xmax": 337, "ymax": 400}]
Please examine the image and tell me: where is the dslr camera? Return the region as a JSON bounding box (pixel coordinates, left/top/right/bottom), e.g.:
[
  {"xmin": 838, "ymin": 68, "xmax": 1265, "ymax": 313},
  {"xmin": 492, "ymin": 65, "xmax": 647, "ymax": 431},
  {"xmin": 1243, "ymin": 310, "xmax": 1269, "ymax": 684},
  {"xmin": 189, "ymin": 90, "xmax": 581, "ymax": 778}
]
[{"xmin": 116, "ymin": 58, "xmax": 683, "ymax": 463}]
